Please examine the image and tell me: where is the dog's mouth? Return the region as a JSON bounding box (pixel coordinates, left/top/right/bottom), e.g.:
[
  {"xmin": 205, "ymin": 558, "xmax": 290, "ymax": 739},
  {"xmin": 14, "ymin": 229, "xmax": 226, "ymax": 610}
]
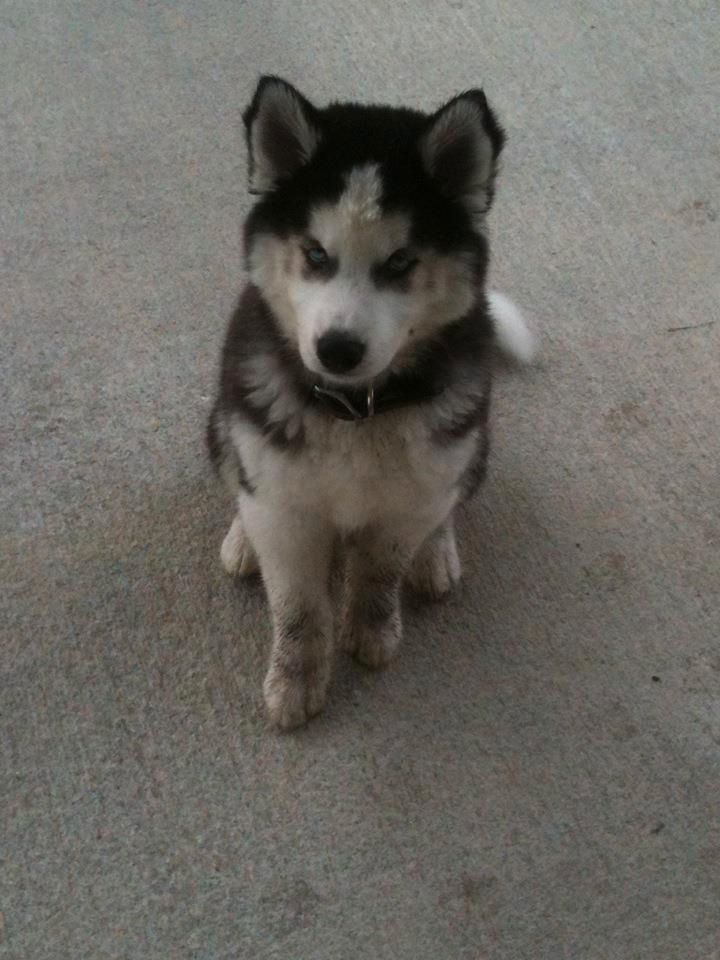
[
  {"xmin": 300, "ymin": 361, "xmax": 386, "ymax": 398},
  {"xmin": 312, "ymin": 367, "xmax": 378, "ymax": 389}
]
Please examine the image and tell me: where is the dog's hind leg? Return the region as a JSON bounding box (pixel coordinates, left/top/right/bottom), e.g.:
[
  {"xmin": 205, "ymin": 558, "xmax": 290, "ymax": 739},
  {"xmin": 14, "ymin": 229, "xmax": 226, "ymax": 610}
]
[
  {"xmin": 407, "ymin": 514, "xmax": 461, "ymax": 600},
  {"xmin": 220, "ymin": 511, "xmax": 260, "ymax": 577},
  {"xmin": 243, "ymin": 502, "xmax": 335, "ymax": 730}
]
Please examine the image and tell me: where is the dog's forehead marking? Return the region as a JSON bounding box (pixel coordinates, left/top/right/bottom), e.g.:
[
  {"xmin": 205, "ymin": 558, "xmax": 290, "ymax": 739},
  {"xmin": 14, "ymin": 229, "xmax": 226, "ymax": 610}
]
[
  {"xmin": 338, "ymin": 163, "xmax": 383, "ymax": 223},
  {"xmin": 309, "ymin": 164, "xmax": 409, "ymax": 260}
]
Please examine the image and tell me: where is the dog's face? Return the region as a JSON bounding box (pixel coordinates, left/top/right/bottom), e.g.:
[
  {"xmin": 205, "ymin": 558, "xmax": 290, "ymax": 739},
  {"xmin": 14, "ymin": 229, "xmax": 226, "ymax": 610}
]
[{"xmin": 243, "ymin": 78, "xmax": 505, "ymax": 385}]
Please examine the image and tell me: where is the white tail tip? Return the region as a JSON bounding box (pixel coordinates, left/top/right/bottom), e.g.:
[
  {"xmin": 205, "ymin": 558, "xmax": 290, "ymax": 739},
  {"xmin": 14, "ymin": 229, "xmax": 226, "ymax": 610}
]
[{"xmin": 488, "ymin": 291, "xmax": 537, "ymax": 364}]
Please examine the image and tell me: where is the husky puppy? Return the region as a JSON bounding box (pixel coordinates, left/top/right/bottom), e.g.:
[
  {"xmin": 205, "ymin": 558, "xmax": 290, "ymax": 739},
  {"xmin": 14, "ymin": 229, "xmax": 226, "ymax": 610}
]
[{"xmin": 207, "ymin": 77, "xmax": 534, "ymax": 729}]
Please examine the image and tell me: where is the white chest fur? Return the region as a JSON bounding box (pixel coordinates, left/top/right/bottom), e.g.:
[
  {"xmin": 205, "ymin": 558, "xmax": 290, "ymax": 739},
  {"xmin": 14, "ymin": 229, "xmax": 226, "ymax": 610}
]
[{"xmin": 233, "ymin": 409, "xmax": 475, "ymax": 532}]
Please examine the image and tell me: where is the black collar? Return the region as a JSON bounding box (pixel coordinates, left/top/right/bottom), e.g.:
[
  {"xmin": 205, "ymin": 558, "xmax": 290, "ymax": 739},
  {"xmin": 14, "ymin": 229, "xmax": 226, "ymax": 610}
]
[{"xmin": 311, "ymin": 371, "xmax": 445, "ymax": 421}]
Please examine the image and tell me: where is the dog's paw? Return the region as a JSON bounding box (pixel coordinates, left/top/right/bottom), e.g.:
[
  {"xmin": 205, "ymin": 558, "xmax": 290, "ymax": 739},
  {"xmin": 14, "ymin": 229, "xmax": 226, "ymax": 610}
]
[
  {"xmin": 345, "ymin": 616, "xmax": 402, "ymax": 670},
  {"xmin": 220, "ymin": 515, "xmax": 259, "ymax": 577},
  {"xmin": 263, "ymin": 663, "xmax": 329, "ymax": 731},
  {"xmin": 408, "ymin": 527, "xmax": 461, "ymax": 599}
]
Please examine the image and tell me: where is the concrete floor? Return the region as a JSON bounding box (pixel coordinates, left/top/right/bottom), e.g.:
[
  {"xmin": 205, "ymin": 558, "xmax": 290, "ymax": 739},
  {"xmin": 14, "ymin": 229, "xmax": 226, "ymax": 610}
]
[{"xmin": 2, "ymin": 1, "xmax": 719, "ymax": 957}]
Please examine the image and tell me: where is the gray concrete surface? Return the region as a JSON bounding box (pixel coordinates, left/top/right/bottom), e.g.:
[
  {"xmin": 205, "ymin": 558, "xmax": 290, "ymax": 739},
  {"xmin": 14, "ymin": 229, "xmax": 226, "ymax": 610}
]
[{"xmin": 2, "ymin": 1, "xmax": 719, "ymax": 957}]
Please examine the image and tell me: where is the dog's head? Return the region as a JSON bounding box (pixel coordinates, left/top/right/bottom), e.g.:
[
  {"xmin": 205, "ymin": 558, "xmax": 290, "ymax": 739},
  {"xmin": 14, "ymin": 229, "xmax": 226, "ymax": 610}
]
[{"xmin": 243, "ymin": 77, "xmax": 505, "ymax": 385}]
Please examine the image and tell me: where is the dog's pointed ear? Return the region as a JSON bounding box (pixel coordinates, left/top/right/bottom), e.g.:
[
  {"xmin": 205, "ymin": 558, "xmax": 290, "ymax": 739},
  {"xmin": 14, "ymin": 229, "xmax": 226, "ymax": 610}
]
[
  {"xmin": 420, "ymin": 90, "xmax": 505, "ymax": 217},
  {"xmin": 243, "ymin": 76, "xmax": 321, "ymax": 194}
]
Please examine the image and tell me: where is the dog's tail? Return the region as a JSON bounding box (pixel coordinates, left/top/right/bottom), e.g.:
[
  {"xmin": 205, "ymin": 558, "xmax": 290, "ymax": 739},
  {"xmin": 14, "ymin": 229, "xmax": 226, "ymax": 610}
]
[{"xmin": 488, "ymin": 291, "xmax": 537, "ymax": 364}]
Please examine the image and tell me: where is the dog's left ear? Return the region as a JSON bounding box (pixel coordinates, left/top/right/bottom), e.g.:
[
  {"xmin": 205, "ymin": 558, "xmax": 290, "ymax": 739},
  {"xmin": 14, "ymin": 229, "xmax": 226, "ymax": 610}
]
[
  {"xmin": 420, "ymin": 90, "xmax": 505, "ymax": 218},
  {"xmin": 243, "ymin": 76, "xmax": 321, "ymax": 194}
]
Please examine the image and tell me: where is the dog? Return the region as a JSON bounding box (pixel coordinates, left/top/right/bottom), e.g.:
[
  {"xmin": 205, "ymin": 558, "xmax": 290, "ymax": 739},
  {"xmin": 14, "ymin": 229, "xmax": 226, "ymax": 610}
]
[{"xmin": 207, "ymin": 76, "xmax": 534, "ymax": 729}]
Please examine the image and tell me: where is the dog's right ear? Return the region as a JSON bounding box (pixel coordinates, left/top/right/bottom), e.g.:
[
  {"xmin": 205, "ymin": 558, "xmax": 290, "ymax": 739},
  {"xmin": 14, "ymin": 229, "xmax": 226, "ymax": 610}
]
[
  {"xmin": 420, "ymin": 90, "xmax": 505, "ymax": 219},
  {"xmin": 243, "ymin": 76, "xmax": 321, "ymax": 194}
]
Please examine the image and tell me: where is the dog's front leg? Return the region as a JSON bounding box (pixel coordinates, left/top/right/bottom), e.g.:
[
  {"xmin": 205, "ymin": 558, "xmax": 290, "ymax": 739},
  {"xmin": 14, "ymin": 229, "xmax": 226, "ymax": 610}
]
[
  {"xmin": 243, "ymin": 501, "xmax": 334, "ymax": 730},
  {"xmin": 343, "ymin": 518, "xmax": 435, "ymax": 669}
]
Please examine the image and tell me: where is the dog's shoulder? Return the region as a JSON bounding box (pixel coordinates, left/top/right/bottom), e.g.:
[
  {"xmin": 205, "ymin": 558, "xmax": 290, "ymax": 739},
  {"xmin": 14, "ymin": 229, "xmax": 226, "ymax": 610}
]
[{"xmin": 215, "ymin": 285, "xmax": 309, "ymax": 448}]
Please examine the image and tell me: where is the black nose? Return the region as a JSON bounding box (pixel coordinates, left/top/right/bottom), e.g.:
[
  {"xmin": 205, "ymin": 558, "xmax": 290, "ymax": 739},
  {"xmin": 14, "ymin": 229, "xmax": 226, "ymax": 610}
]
[{"xmin": 316, "ymin": 330, "xmax": 366, "ymax": 374}]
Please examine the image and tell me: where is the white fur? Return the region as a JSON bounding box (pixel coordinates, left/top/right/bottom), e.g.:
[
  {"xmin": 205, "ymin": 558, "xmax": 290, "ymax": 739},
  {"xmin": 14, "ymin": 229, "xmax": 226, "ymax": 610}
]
[
  {"xmin": 337, "ymin": 164, "xmax": 383, "ymax": 222},
  {"xmin": 408, "ymin": 517, "xmax": 461, "ymax": 598},
  {"xmin": 237, "ymin": 406, "xmax": 470, "ymax": 534},
  {"xmin": 299, "ymin": 170, "xmax": 414, "ymax": 381},
  {"xmin": 220, "ymin": 512, "xmax": 259, "ymax": 576},
  {"xmin": 488, "ymin": 290, "xmax": 536, "ymax": 363}
]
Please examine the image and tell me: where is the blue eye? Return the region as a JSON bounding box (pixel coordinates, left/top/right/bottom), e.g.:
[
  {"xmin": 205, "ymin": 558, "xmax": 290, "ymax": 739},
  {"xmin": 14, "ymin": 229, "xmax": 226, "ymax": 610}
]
[
  {"xmin": 305, "ymin": 246, "xmax": 328, "ymax": 267},
  {"xmin": 385, "ymin": 249, "xmax": 415, "ymax": 275}
]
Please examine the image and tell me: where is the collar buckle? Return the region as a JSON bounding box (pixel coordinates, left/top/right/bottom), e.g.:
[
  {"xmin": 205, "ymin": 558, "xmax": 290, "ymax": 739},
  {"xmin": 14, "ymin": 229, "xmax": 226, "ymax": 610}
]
[{"xmin": 312, "ymin": 383, "xmax": 375, "ymax": 421}]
